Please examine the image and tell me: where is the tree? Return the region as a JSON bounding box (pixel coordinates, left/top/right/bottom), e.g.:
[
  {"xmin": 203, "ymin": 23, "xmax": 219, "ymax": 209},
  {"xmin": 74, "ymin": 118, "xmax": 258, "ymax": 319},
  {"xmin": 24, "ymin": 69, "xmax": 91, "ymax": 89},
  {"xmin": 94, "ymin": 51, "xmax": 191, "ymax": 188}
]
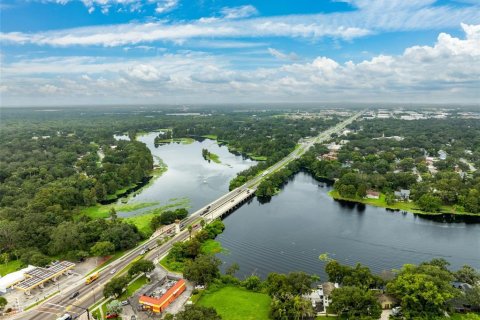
[
  {"xmin": 128, "ymin": 259, "xmax": 154, "ymax": 277},
  {"xmin": 416, "ymin": 193, "xmax": 442, "ymax": 212},
  {"xmin": 329, "ymin": 286, "xmax": 382, "ymax": 320},
  {"xmin": 225, "ymin": 262, "xmax": 239, "ymax": 277},
  {"xmin": 188, "ymin": 225, "xmax": 193, "ymax": 240},
  {"xmin": 109, "ymin": 208, "xmax": 118, "ymax": 221},
  {"xmin": 174, "ymin": 305, "xmax": 221, "ymax": 320},
  {"xmin": 90, "ymin": 241, "xmax": 115, "ymax": 257},
  {"xmin": 455, "ymin": 265, "xmax": 480, "ymax": 285},
  {"xmin": 0, "ymin": 296, "xmax": 7, "ymax": 310},
  {"xmin": 106, "ymin": 299, "xmax": 122, "ymax": 315},
  {"xmin": 270, "ymin": 295, "xmax": 315, "ymax": 320},
  {"xmin": 387, "ymin": 264, "xmax": 458, "ymax": 318},
  {"xmin": 183, "ymin": 254, "xmax": 221, "ymax": 285},
  {"xmin": 103, "ymin": 275, "xmax": 129, "ymax": 298},
  {"xmin": 243, "ymin": 275, "xmax": 262, "ymax": 291}
]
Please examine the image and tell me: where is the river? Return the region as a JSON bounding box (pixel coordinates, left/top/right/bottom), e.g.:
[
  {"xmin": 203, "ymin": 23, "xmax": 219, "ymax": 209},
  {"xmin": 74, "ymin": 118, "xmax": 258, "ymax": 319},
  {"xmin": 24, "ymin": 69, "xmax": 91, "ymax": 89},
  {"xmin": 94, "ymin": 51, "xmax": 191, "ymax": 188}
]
[
  {"xmin": 217, "ymin": 172, "xmax": 480, "ymax": 279},
  {"xmin": 120, "ymin": 133, "xmax": 480, "ymax": 279},
  {"xmin": 119, "ymin": 132, "xmax": 257, "ymax": 216}
]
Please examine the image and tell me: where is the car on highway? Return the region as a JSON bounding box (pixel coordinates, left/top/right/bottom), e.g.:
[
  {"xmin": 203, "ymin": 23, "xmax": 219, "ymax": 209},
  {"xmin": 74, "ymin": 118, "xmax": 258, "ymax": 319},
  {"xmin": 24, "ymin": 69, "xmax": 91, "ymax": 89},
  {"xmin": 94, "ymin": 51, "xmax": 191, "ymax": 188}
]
[
  {"xmin": 106, "ymin": 313, "xmax": 119, "ymax": 319},
  {"xmin": 121, "ymin": 300, "xmax": 129, "ymax": 306},
  {"xmin": 110, "ymin": 268, "xmax": 117, "ymax": 274},
  {"xmin": 69, "ymin": 291, "xmax": 79, "ymax": 299}
]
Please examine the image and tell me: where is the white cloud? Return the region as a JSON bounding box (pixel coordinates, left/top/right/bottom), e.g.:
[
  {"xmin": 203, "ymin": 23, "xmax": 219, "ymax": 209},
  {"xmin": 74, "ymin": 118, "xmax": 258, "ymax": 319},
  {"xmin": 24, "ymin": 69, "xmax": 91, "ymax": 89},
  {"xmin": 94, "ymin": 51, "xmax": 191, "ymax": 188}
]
[
  {"xmin": 155, "ymin": 0, "xmax": 178, "ymax": 14},
  {"xmin": 1, "ymin": 24, "xmax": 479, "ymax": 105},
  {"xmin": 220, "ymin": 5, "xmax": 258, "ymax": 19},
  {"xmin": 38, "ymin": 0, "xmax": 178, "ymax": 14},
  {"xmin": 1, "ymin": 1, "xmax": 478, "ymax": 47},
  {"xmin": 268, "ymin": 48, "xmax": 298, "ymax": 61}
]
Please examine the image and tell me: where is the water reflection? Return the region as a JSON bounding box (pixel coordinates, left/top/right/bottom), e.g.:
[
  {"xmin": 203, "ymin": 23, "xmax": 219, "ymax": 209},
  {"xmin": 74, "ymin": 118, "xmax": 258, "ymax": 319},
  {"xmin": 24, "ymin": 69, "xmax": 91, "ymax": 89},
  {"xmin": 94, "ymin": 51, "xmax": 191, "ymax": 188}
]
[{"xmin": 217, "ymin": 172, "xmax": 480, "ymax": 279}]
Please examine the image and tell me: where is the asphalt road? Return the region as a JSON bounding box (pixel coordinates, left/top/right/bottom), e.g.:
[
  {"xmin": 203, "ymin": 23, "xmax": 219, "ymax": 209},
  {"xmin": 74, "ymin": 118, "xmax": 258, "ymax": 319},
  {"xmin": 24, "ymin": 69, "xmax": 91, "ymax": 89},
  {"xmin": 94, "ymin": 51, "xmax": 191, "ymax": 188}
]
[{"xmin": 18, "ymin": 110, "xmax": 364, "ymax": 320}]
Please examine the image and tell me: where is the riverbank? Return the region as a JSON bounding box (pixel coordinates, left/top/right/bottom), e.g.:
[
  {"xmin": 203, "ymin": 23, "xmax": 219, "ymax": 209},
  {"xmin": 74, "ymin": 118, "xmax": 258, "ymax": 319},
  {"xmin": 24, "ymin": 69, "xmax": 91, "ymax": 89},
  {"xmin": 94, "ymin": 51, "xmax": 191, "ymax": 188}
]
[{"xmin": 328, "ymin": 190, "xmax": 479, "ymax": 217}]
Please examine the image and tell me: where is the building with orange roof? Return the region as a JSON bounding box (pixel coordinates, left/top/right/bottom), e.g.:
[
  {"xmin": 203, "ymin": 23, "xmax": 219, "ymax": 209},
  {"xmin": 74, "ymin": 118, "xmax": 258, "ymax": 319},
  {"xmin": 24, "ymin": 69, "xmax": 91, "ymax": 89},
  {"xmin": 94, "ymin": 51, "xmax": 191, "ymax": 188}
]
[{"xmin": 139, "ymin": 279, "xmax": 186, "ymax": 313}]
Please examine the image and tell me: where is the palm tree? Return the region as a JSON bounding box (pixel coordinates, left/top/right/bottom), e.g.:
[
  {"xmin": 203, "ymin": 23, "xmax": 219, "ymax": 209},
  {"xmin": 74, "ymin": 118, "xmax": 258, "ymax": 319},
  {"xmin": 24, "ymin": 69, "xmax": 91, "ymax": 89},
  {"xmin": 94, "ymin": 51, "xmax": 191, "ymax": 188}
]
[{"xmin": 188, "ymin": 225, "xmax": 193, "ymax": 239}]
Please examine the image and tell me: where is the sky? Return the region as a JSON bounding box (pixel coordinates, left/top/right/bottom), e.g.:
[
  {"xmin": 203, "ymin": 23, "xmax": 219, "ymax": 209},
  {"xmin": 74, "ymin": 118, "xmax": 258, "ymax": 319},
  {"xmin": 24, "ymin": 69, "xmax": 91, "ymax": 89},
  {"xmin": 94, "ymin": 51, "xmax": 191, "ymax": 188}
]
[{"xmin": 0, "ymin": 0, "xmax": 479, "ymax": 106}]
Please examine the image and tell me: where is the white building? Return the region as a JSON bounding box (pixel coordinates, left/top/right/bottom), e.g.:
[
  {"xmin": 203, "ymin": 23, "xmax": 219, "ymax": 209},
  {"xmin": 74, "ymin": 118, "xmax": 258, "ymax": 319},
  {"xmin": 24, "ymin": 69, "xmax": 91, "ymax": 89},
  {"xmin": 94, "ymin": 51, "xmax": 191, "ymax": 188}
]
[{"xmin": 0, "ymin": 266, "xmax": 35, "ymax": 293}]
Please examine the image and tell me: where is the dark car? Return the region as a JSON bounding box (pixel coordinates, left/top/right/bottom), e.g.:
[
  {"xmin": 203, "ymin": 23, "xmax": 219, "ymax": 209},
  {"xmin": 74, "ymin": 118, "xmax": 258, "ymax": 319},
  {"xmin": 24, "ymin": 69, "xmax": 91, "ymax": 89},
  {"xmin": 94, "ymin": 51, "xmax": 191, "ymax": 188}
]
[{"xmin": 69, "ymin": 291, "xmax": 80, "ymax": 299}]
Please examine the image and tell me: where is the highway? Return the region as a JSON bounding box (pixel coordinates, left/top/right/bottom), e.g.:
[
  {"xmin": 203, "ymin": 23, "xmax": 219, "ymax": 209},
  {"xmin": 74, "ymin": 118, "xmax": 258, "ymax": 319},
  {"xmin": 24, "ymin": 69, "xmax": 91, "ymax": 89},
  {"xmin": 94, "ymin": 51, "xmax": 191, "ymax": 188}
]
[{"xmin": 18, "ymin": 110, "xmax": 364, "ymax": 320}]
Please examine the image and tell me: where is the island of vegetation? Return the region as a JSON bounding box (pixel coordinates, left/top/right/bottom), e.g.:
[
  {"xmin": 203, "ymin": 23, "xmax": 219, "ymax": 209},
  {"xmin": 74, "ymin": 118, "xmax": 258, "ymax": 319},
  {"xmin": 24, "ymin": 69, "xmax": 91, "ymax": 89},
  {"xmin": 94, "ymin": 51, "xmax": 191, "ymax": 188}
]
[{"xmin": 202, "ymin": 148, "xmax": 221, "ymax": 164}]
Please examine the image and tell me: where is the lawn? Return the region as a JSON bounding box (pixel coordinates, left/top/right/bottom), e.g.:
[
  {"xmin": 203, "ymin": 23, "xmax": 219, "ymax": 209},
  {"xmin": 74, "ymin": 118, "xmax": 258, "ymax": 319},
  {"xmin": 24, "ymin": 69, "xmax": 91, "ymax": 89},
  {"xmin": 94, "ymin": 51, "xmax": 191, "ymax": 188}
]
[
  {"xmin": 118, "ymin": 275, "xmax": 148, "ymax": 300},
  {"xmin": 197, "ymin": 286, "xmax": 271, "ymax": 320},
  {"xmin": 0, "ymin": 259, "xmax": 23, "ymax": 276}
]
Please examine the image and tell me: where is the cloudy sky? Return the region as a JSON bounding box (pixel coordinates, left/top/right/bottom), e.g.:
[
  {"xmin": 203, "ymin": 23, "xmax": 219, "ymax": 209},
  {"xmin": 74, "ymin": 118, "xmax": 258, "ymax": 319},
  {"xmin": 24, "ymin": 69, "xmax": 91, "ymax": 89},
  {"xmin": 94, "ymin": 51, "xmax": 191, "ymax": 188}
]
[{"xmin": 1, "ymin": 0, "xmax": 479, "ymax": 106}]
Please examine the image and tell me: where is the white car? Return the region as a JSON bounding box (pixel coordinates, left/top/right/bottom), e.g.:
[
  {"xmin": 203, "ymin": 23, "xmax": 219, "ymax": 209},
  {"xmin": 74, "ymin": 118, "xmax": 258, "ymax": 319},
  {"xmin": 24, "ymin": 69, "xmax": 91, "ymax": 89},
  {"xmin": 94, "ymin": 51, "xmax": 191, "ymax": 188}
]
[{"xmin": 110, "ymin": 268, "xmax": 117, "ymax": 274}]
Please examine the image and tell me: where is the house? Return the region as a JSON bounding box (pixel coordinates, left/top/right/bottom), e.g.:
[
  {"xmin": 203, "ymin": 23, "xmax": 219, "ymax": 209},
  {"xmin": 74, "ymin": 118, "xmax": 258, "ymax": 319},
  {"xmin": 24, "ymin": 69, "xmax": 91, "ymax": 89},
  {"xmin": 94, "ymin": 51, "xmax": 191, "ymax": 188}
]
[
  {"xmin": 366, "ymin": 190, "xmax": 380, "ymax": 199},
  {"xmin": 304, "ymin": 282, "xmax": 338, "ymax": 315},
  {"xmin": 377, "ymin": 293, "xmax": 399, "ymax": 310},
  {"xmin": 452, "ymin": 281, "xmax": 473, "ymax": 291},
  {"xmin": 394, "ymin": 189, "xmax": 410, "ymax": 201},
  {"xmin": 438, "ymin": 150, "xmax": 447, "ymax": 160}
]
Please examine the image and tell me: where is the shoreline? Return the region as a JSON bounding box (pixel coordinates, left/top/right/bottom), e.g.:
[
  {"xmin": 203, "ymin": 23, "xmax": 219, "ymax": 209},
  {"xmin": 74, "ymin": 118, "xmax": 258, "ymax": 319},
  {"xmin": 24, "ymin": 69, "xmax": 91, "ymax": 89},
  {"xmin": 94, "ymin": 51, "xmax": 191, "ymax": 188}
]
[{"xmin": 328, "ymin": 190, "xmax": 479, "ymax": 218}]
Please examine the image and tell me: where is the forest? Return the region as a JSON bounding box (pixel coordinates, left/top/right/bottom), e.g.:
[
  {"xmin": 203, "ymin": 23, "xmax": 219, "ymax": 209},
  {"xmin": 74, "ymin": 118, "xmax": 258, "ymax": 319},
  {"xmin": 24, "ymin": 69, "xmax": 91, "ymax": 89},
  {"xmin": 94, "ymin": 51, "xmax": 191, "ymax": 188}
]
[{"xmin": 301, "ymin": 118, "xmax": 480, "ymax": 214}]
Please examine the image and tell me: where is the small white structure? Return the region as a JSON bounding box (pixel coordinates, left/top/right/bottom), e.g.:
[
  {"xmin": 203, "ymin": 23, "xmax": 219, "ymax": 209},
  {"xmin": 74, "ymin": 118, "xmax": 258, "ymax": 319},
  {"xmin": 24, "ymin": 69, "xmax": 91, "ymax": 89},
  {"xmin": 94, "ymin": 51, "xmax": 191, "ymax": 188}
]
[{"xmin": 0, "ymin": 265, "xmax": 36, "ymax": 293}]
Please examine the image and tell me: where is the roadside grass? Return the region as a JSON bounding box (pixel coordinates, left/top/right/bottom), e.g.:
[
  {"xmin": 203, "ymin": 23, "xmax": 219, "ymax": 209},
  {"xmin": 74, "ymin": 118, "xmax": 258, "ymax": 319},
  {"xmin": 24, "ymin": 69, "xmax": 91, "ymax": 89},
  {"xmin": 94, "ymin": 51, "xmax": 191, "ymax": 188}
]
[
  {"xmin": 197, "ymin": 286, "xmax": 271, "ymax": 320},
  {"xmin": 200, "ymin": 240, "xmax": 223, "ymax": 255},
  {"xmin": 118, "ymin": 275, "xmax": 148, "ymax": 300},
  {"xmin": 25, "ymin": 291, "xmax": 59, "ymax": 310},
  {"xmin": 329, "ymin": 190, "xmax": 477, "ymax": 216},
  {"xmin": 0, "ymin": 259, "xmax": 23, "ymax": 276}
]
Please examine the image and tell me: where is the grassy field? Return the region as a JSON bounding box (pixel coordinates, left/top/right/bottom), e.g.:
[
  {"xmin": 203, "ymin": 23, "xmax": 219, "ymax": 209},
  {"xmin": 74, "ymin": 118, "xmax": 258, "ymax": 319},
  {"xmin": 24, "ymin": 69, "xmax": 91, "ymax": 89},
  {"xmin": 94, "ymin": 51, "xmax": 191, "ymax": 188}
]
[
  {"xmin": 328, "ymin": 190, "xmax": 476, "ymax": 216},
  {"xmin": 124, "ymin": 198, "xmax": 190, "ymax": 236},
  {"xmin": 0, "ymin": 259, "xmax": 23, "ymax": 276},
  {"xmin": 81, "ymin": 202, "xmax": 159, "ymax": 219},
  {"xmin": 197, "ymin": 286, "xmax": 271, "ymax": 320}
]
